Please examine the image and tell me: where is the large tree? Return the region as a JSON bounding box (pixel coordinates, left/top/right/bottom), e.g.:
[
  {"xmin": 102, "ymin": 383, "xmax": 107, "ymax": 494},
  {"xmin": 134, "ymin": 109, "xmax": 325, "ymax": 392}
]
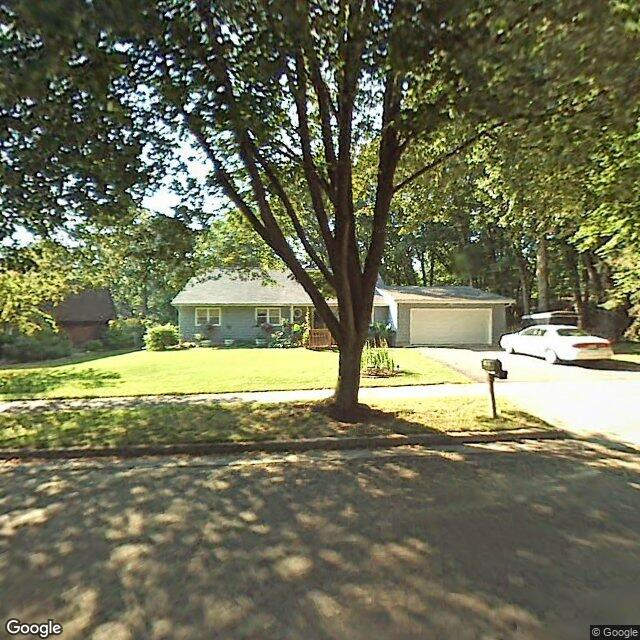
[
  {"xmin": 1, "ymin": 0, "xmax": 635, "ymax": 416},
  {"xmin": 79, "ymin": 210, "xmax": 198, "ymax": 320}
]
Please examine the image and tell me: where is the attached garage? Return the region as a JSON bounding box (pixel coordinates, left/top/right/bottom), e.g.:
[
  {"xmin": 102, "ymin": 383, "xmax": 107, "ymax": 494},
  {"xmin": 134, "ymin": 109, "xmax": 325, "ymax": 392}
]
[
  {"xmin": 409, "ymin": 307, "xmax": 492, "ymax": 345},
  {"xmin": 375, "ymin": 284, "xmax": 514, "ymax": 346}
]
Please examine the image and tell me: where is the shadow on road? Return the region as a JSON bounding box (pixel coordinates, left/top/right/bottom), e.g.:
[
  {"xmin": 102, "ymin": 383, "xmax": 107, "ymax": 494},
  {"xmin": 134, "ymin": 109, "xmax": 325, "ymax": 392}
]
[
  {"xmin": 0, "ymin": 435, "xmax": 638, "ymax": 639},
  {"xmin": 571, "ymin": 359, "xmax": 640, "ymax": 372}
]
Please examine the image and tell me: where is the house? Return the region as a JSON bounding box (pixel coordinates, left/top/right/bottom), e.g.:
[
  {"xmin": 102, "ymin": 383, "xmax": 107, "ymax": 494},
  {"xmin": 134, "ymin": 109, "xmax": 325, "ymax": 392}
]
[
  {"xmin": 52, "ymin": 289, "xmax": 116, "ymax": 345},
  {"xmin": 172, "ymin": 270, "xmax": 514, "ymax": 346}
]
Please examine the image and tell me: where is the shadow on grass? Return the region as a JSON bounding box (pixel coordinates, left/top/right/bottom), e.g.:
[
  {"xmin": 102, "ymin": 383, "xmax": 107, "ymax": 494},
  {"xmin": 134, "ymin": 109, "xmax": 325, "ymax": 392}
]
[
  {"xmin": 0, "ymin": 349, "xmax": 137, "ymax": 371},
  {"xmin": 0, "ymin": 368, "xmax": 121, "ymax": 397},
  {"xmin": 0, "ymin": 400, "xmax": 551, "ymax": 450}
]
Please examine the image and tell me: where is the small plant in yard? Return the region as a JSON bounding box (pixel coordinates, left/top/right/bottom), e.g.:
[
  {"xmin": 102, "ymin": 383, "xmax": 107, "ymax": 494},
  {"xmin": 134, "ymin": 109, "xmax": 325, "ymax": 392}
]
[
  {"xmin": 361, "ymin": 339, "xmax": 397, "ymax": 377},
  {"xmin": 144, "ymin": 324, "xmax": 180, "ymax": 351}
]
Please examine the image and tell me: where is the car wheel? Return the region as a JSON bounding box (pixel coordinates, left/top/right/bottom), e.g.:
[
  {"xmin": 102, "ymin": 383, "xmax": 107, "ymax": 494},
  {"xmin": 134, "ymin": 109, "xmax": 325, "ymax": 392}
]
[{"xmin": 544, "ymin": 349, "xmax": 559, "ymax": 365}]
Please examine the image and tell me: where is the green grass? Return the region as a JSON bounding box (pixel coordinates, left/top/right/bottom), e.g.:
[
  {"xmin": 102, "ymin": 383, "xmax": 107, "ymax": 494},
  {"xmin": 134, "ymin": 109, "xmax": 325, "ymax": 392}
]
[
  {"xmin": 0, "ymin": 396, "xmax": 549, "ymax": 450},
  {"xmin": 0, "ymin": 347, "xmax": 468, "ymax": 400},
  {"xmin": 614, "ymin": 341, "xmax": 640, "ymax": 363}
]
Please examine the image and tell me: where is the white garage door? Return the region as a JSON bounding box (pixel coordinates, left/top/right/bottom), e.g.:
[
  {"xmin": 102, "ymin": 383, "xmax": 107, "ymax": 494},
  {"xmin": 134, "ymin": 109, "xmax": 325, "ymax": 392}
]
[{"xmin": 410, "ymin": 308, "xmax": 492, "ymax": 345}]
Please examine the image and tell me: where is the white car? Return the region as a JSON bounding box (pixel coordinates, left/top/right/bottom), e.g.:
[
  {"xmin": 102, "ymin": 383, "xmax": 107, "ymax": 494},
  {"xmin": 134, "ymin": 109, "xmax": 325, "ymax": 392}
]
[{"xmin": 499, "ymin": 324, "xmax": 614, "ymax": 364}]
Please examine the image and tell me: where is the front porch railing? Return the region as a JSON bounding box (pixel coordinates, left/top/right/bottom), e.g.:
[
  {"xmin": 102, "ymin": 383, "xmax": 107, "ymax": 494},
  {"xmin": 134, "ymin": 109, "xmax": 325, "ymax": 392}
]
[{"xmin": 307, "ymin": 328, "xmax": 335, "ymax": 349}]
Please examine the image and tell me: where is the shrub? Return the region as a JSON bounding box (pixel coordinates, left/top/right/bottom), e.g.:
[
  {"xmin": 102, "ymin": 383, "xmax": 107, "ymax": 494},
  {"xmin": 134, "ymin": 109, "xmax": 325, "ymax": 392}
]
[
  {"xmin": 302, "ymin": 310, "xmax": 312, "ymax": 347},
  {"xmin": 84, "ymin": 339, "xmax": 104, "ymax": 352},
  {"xmin": 269, "ymin": 319, "xmax": 304, "ymax": 348},
  {"xmin": 105, "ymin": 317, "xmax": 147, "ymax": 349},
  {"xmin": 1, "ymin": 329, "xmax": 72, "ymax": 363},
  {"xmin": 368, "ymin": 321, "xmax": 395, "ymax": 347},
  {"xmin": 144, "ymin": 324, "xmax": 180, "ymax": 351}
]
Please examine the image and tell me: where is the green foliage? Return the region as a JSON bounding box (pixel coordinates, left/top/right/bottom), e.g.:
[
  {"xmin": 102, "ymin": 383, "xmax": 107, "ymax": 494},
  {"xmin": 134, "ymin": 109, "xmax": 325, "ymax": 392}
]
[
  {"xmin": 368, "ymin": 322, "xmax": 395, "ymax": 347},
  {"xmin": 143, "ymin": 324, "xmax": 179, "ymax": 352},
  {"xmin": 362, "ymin": 340, "xmax": 396, "ymax": 376},
  {"xmin": 302, "ymin": 310, "xmax": 312, "ymax": 348},
  {"xmin": 0, "ymin": 329, "xmax": 72, "ymax": 363},
  {"xmin": 269, "ymin": 319, "xmax": 304, "ymax": 348},
  {"xmin": 105, "ymin": 318, "xmax": 147, "ymax": 349},
  {"xmin": 83, "ymin": 339, "xmax": 105, "ymax": 353},
  {"xmin": 0, "ymin": 242, "xmax": 83, "ymax": 334},
  {"xmin": 79, "ymin": 210, "xmax": 197, "ymax": 322},
  {"xmin": 3, "ymin": 0, "xmax": 639, "ymax": 410}
]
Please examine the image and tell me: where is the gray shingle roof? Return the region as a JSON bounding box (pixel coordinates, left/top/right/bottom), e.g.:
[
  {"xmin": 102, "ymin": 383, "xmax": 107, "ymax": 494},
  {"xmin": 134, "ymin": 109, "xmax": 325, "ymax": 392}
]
[
  {"xmin": 172, "ymin": 271, "xmax": 511, "ymax": 307},
  {"xmin": 173, "ymin": 271, "xmax": 317, "ymax": 305},
  {"xmin": 378, "ymin": 285, "xmax": 514, "ymax": 304},
  {"xmin": 52, "ymin": 289, "xmax": 116, "ymax": 323}
]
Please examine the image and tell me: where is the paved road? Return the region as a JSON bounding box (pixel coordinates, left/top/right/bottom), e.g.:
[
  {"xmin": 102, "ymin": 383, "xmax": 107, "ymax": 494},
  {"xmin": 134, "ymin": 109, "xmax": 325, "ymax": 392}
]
[
  {"xmin": 423, "ymin": 348, "xmax": 640, "ymax": 445},
  {"xmin": 421, "ymin": 347, "xmax": 640, "ymax": 383},
  {"xmin": 1, "ymin": 440, "xmax": 639, "ymax": 639}
]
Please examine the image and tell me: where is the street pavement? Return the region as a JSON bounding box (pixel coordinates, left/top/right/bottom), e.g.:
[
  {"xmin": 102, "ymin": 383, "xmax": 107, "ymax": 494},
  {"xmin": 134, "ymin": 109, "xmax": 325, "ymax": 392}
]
[{"xmin": 1, "ymin": 439, "xmax": 639, "ymax": 640}]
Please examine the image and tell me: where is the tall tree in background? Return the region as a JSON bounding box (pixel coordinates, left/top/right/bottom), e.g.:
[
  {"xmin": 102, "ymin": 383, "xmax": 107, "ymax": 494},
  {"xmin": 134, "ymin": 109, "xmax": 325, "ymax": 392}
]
[
  {"xmin": 81, "ymin": 211, "xmax": 197, "ymax": 321},
  {"xmin": 1, "ymin": 1, "xmax": 636, "ymax": 417}
]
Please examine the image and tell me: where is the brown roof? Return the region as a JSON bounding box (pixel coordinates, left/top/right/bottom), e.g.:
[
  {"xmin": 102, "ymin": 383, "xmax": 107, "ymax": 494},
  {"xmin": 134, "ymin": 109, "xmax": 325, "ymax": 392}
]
[{"xmin": 52, "ymin": 289, "xmax": 116, "ymax": 323}]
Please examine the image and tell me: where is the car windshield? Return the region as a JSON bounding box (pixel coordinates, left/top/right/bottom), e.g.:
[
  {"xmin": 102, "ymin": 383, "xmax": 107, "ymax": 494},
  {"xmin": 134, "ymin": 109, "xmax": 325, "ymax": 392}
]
[{"xmin": 556, "ymin": 328, "xmax": 589, "ymax": 336}]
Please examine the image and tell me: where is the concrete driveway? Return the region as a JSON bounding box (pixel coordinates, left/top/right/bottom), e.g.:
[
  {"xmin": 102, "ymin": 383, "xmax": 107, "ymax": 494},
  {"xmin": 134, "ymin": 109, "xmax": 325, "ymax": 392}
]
[
  {"xmin": 1, "ymin": 440, "xmax": 639, "ymax": 640},
  {"xmin": 422, "ymin": 347, "xmax": 640, "ymax": 384},
  {"xmin": 422, "ymin": 347, "xmax": 640, "ymax": 445}
]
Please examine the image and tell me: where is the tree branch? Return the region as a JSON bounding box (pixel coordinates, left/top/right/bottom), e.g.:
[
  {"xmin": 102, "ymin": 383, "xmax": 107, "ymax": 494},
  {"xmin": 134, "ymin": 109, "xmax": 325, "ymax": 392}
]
[
  {"xmin": 393, "ymin": 121, "xmax": 507, "ymax": 193},
  {"xmin": 250, "ymin": 140, "xmax": 335, "ymax": 284}
]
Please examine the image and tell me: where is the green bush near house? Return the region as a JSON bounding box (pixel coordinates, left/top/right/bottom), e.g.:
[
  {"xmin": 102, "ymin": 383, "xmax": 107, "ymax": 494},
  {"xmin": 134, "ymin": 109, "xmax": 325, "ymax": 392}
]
[
  {"xmin": 144, "ymin": 324, "xmax": 180, "ymax": 351},
  {"xmin": 105, "ymin": 317, "xmax": 147, "ymax": 349},
  {"xmin": 0, "ymin": 329, "xmax": 72, "ymax": 363},
  {"xmin": 83, "ymin": 339, "xmax": 104, "ymax": 352}
]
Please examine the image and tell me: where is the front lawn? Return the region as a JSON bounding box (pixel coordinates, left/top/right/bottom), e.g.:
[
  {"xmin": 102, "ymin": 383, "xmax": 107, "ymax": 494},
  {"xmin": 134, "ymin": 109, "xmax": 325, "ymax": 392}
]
[
  {"xmin": 0, "ymin": 396, "xmax": 549, "ymax": 450},
  {"xmin": 0, "ymin": 347, "xmax": 468, "ymax": 400}
]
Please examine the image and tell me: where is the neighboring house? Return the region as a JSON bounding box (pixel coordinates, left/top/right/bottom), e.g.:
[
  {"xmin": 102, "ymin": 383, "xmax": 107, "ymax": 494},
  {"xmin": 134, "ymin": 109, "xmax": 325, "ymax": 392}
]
[
  {"xmin": 172, "ymin": 270, "xmax": 514, "ymax": 346},
  {"xmin": 52, "ymin": 289, "xmax": 116, "ymax": 345}
]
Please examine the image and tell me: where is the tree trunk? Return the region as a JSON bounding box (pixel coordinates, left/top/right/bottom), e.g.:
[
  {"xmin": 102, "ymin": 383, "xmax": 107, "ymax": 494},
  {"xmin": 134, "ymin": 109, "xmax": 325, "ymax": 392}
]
[
  {"xmin": 582, "ymin": 252, "xmax": 603, "ymax": 302},
  {"xmin": 536, "ymin": 235, "xmax": 550, "ymax": 312},
  {"xmin": 564, "ymin": 247, "xmax": 587, "ymax": 328},
  {"xmin": 419, "ymin": 251, "xmax": 428, "ymax": 287},
  {"xmin": 429, "ymin": 251, "xmax": 435, "ymax": 286},
  {"xmin": 515, "ymin": 249, "xmax": 531, "ymax": 315},
  {"xmin": 333, "ymin": 337, "xmax": 365, "ymax": 418}
]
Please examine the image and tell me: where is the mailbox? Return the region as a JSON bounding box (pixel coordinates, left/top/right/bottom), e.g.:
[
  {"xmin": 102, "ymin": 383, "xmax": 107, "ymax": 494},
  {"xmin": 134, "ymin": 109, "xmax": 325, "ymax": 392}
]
[{"xmin": 482, "ymin": 358, "xmax": 508, "ymax": 380}]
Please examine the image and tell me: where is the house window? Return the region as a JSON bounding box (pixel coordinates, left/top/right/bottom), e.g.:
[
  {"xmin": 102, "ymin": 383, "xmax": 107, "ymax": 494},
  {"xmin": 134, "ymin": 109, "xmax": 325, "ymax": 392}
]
[
  {"xmin": 256, "ymin": 308, "xmax": 282, "ymax": 326},
  {"xmin": 195, "ymin": 307, "xmax": 221, "ymax": 326}
]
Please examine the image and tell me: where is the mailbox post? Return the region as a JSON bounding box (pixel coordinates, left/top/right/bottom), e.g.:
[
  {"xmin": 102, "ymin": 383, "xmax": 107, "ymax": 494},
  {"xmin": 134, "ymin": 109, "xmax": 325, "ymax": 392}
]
[{"xmin": 481, "ymin": 359, "xmax": 508, "ymax": 419}]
